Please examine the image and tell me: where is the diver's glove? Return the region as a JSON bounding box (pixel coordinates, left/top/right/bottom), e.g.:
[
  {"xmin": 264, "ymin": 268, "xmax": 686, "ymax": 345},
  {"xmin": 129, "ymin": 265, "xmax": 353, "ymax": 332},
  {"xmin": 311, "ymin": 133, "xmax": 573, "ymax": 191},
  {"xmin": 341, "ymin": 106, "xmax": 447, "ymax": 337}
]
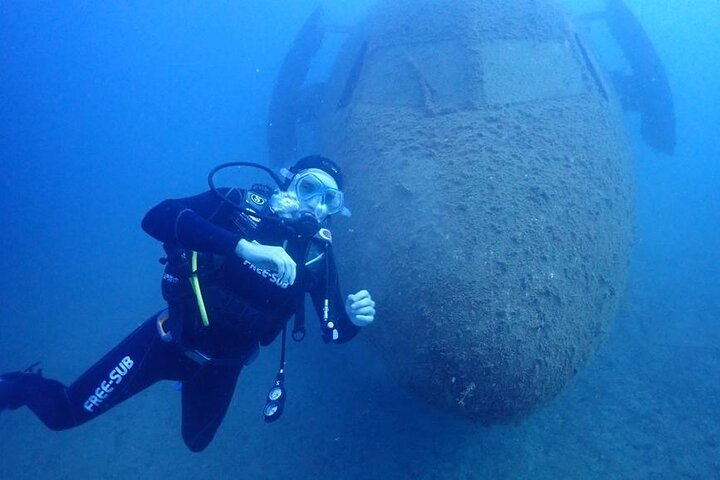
[
  {"xmin": 345, "ymin": 290, "xmax": 375, "ymax": 327},
  {"xmin": 235, "ymin": 239, "xmax": 297, "ymax": 286}
]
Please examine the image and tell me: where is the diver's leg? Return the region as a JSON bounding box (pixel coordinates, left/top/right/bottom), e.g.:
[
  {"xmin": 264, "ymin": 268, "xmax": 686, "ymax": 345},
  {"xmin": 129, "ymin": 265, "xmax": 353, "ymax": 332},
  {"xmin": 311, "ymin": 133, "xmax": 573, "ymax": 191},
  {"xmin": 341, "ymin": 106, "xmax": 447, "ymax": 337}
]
[
  {"xmin": 0, "ymin": 313, "xmax": 197, "ymax": 430},
  {"xmin": 181, "ymin": 364, "xmax": 242, "ymax": 452}
]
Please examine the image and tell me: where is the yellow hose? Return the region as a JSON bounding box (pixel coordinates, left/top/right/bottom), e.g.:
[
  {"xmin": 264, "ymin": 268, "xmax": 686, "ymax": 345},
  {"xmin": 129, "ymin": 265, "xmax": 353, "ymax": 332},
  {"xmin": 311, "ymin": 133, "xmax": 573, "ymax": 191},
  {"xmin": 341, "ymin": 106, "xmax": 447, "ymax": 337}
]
[{"xmin": 190, "ymin": 251, "xmax": 210, "ymax": 327}]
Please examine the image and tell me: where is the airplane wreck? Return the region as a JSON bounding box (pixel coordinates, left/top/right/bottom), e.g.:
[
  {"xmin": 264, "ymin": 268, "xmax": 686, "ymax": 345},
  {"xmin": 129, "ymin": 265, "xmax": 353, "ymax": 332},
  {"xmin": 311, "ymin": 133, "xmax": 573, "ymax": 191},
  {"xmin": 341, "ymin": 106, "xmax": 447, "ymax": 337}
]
[{"xmin": 268, "ymin": 0, "xmax": 642, "ymax": 421}]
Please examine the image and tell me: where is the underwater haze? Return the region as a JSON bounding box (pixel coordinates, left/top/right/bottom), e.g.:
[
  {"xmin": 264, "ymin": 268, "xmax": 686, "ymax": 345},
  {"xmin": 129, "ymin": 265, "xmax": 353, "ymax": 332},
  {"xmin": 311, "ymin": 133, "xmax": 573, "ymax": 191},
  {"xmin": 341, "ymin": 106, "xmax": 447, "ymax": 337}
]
[{"xmin": 1, "ymin": 1, "xmax": 718, "ymax": 479}]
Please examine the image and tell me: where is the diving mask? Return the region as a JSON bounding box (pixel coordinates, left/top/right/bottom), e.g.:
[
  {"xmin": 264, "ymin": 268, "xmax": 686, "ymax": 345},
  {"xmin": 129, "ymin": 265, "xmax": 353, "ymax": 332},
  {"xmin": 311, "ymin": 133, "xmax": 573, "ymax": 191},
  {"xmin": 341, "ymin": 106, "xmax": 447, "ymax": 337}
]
[{"xmin": 293, "ymin": 171, "xmax": 345, "ymax": 216}]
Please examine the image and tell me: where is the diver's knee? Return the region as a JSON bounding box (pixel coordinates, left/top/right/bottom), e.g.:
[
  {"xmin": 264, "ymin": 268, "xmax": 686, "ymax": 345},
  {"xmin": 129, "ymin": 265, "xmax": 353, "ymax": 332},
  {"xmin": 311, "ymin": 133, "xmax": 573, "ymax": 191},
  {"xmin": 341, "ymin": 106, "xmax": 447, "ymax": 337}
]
[
  {"xmin": 182, "ymin": 429, "xmax": 215, "ymax": 452},
  {"xmin": 184, "ymin": 436, "xmax": 212, "ymax": 453},
  {"xmin": 45, "ymin": 420, "xmax": 75, "ymax": 432}
]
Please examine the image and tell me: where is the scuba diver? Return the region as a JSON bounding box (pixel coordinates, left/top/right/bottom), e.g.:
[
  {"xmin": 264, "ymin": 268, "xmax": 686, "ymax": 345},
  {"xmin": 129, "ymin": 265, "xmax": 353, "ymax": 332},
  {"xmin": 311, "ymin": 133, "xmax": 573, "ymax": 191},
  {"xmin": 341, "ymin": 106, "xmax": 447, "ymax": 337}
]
[{"xmin": 0, "ymin": 155, "xmax": 375, "ymax": 452}]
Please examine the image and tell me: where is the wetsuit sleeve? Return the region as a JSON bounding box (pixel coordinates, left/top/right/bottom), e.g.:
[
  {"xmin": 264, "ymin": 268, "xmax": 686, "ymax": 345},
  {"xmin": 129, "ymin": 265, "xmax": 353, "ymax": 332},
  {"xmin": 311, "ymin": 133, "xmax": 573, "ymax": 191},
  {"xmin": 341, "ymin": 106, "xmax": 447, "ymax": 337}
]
[
  {"xmin": 308, "ymin": 246, "xmax": 360, "ymax": 344},
  {"xmin": 141, "ymin": 189, "xmax": 244, "ymax": 256}
]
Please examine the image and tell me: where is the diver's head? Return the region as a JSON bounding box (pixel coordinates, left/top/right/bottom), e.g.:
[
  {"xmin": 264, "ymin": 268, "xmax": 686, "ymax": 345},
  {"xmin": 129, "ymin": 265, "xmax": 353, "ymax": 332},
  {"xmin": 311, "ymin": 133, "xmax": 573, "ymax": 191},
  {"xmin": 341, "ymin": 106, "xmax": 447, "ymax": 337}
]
[
  {"xmin": 271, "ymin": 155, "xmax": 349, "ymax": 224},
  {"xmin": 288, "ymin": 154, "xmax": 344, "ymax": 190}
]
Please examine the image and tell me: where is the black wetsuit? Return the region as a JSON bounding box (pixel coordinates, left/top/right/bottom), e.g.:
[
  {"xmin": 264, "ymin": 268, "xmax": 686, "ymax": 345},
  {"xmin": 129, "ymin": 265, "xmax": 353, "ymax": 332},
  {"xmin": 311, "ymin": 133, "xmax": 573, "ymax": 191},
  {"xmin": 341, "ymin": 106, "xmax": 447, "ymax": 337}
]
[{"xmin": 2, "ymin": 186, "xmax": 358, "ymax": 452}]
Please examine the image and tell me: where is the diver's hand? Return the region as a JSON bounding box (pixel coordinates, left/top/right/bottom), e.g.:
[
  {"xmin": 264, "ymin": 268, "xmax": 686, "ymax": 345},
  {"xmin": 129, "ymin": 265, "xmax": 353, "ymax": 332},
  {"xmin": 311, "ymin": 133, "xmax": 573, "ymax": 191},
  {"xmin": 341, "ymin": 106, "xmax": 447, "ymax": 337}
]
[
  {"xmin": 235, "ymin": 239, "xmax": 297, "ymax": 286},
  {"xmin": 345, "ymin": 290, "xmax": 375, "ymax": 327}
]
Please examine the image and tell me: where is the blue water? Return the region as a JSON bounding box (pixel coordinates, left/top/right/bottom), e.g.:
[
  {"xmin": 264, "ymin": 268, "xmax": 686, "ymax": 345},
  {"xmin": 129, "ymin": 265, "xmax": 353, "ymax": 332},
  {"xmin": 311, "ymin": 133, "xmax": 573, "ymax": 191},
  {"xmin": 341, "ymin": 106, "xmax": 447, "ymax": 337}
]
[{"xmin": 1, "ymin": 1, "xmax": 718, "ymax": 478}]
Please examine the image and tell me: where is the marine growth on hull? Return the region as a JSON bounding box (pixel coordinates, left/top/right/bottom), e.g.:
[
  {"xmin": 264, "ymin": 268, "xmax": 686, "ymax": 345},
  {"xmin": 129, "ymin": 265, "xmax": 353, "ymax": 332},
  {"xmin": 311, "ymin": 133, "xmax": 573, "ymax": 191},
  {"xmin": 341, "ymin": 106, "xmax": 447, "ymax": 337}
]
[{"xmin": 270, "ymin": 0, "xmax": 634, "ymax": 422}]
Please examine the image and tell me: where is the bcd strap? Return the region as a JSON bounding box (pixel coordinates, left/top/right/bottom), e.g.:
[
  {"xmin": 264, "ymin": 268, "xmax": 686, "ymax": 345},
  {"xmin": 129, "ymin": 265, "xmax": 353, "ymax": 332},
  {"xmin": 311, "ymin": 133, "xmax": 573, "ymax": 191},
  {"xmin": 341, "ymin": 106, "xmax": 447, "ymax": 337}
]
[{"xmin": 292, "ymin": 290, "xmax": 306, "ymax": 341}]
